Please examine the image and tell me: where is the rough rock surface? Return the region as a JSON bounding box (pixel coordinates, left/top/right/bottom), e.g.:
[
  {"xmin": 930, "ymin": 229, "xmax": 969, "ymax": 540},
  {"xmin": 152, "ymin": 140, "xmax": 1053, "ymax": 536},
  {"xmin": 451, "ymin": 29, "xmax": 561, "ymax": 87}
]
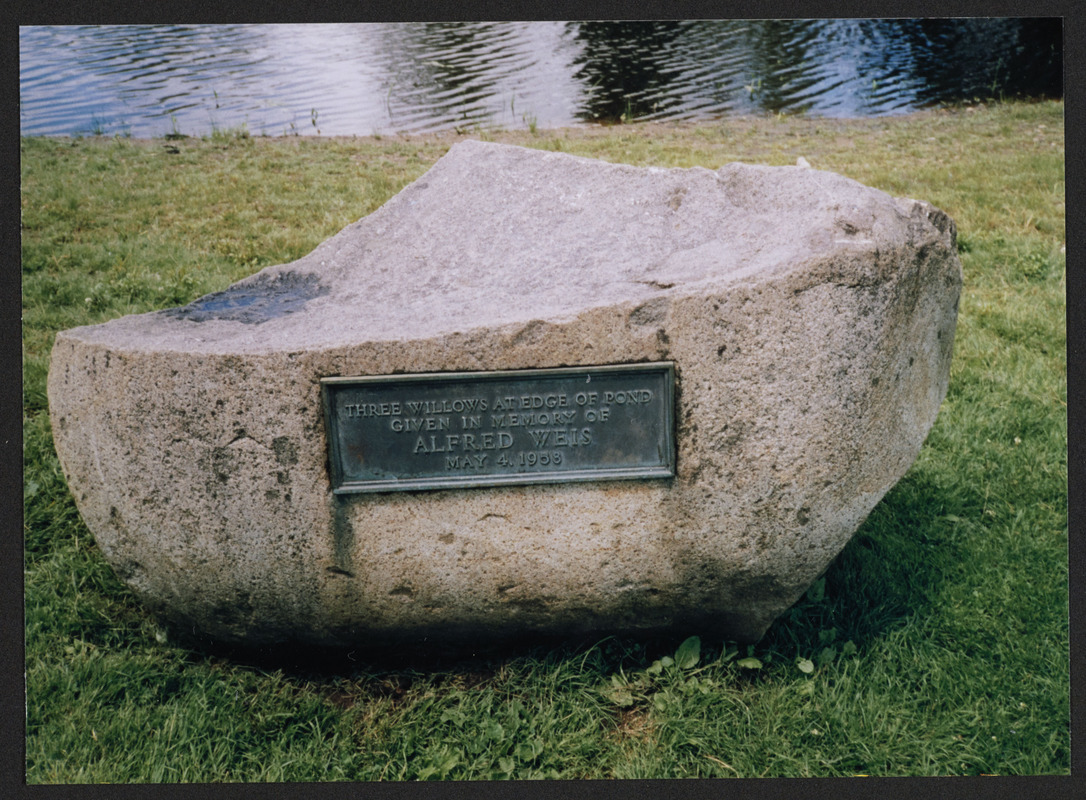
[{"xmin": 47, "ymin": 140, "xmax": 962, "ymax": 647}]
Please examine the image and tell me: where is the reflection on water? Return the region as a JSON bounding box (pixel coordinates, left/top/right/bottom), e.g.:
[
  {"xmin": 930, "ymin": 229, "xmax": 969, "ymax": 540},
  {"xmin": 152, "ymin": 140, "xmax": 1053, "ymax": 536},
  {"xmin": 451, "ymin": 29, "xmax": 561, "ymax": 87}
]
[{"xmin": 19, "ymin": 19, "xmax": 1062, "ymax": 138}]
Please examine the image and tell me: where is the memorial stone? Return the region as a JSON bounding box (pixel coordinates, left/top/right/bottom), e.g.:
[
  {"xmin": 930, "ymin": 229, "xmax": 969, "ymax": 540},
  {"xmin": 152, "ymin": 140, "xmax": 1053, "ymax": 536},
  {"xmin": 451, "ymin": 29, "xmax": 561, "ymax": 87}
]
[{"xmin": 47, "ymin": 140, "xmax": 962, "ymax": 646}]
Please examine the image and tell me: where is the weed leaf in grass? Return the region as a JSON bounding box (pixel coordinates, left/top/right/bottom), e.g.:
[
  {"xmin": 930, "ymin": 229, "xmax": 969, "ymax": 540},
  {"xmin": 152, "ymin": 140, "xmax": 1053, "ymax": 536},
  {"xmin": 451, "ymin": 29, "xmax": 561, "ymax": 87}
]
[{"xmin": 674, "ymin": 636, "xmax": 701, "ymax": 670}]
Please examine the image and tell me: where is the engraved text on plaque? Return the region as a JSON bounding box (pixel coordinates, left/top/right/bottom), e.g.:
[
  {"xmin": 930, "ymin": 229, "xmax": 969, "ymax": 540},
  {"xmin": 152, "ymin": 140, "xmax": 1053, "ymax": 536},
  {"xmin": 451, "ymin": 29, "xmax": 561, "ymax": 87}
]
[{"xmin": 321, "ymin": 363, "xmax": 675, "ymax": 493}]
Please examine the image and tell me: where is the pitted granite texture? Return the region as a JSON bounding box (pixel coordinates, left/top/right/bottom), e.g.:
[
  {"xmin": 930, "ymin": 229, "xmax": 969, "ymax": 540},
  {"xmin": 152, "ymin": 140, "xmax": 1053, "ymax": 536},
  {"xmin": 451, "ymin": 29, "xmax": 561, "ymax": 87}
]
[{"xmin": 47, "ymin": 140, "xmax": 962, "ymax": 647}]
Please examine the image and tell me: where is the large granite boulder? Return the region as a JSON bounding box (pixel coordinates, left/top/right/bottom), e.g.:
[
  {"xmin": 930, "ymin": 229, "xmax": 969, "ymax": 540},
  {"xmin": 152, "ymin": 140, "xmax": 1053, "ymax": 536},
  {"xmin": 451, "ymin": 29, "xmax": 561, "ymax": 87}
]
[{"xmin": 47, "ymin": 140, "xmax": 961, "ymax": 647}]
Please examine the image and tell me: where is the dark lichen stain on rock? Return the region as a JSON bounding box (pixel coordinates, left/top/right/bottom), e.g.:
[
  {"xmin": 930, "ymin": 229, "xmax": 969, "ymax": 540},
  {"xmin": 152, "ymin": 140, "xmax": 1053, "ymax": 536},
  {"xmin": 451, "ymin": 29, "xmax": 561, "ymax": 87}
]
[
  {"xmin": 161, "ymin": 271, "xmax": 329, "ymax": 325},
  {"xmin": 331, "ymin": 497, "xmax": 356, "ymax": 576},
  {"xmin": 272, "ymin": 436, "xmax": 298, "ymax": 466}
]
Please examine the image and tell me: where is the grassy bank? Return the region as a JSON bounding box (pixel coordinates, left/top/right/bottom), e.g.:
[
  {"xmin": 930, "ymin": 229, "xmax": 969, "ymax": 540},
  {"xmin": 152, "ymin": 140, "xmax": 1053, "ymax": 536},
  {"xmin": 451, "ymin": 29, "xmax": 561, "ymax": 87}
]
[{"xmin": 22, "ymin": 100, "xmax": 1067, "ymax": 781}]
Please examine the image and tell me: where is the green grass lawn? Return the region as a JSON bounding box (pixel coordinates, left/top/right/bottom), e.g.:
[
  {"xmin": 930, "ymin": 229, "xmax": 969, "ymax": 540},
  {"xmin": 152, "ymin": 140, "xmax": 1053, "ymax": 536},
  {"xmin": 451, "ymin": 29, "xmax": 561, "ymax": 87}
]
[{"xmin": 22, "ymin": 100, "xmax": 1067, "ymax": 781}]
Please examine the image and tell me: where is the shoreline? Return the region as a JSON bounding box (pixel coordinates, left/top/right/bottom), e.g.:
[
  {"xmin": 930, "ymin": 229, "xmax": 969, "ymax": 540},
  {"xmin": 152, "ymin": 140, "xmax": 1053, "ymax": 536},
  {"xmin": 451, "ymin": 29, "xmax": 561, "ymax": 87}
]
[{"xmin": 19, "ymin": 99, "xmax": 1063, "ymax": 147}]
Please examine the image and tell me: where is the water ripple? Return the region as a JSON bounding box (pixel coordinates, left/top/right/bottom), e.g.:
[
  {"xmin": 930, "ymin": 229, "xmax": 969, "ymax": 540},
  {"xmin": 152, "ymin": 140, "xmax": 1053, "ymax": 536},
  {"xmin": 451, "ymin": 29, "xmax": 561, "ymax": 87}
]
[{"xmin": 20, "ymin": 20, "xmax": 1061, "ymax": 138}]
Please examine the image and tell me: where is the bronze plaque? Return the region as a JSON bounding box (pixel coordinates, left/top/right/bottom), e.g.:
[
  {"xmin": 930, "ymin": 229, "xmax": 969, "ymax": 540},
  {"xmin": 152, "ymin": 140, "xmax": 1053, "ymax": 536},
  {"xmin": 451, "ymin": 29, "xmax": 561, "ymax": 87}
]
[{"xmin": 322, "ymin": 363, "xmax": 675, "ymax": 493}]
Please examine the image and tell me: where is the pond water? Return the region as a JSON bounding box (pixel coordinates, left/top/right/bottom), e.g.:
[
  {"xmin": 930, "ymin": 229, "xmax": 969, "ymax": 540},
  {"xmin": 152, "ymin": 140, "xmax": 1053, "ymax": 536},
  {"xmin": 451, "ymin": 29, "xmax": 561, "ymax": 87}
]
[{"xmin": 20, "ymin": 19, "xmax": 1062, "ymax": 138}]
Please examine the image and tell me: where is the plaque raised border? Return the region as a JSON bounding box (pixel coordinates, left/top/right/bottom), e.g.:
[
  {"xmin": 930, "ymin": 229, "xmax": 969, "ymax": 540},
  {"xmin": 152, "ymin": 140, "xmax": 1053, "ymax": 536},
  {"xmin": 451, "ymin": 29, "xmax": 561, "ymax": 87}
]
[{"xmin": 321, "ymin": 363, "xmax": 675, "ymax": 493}]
